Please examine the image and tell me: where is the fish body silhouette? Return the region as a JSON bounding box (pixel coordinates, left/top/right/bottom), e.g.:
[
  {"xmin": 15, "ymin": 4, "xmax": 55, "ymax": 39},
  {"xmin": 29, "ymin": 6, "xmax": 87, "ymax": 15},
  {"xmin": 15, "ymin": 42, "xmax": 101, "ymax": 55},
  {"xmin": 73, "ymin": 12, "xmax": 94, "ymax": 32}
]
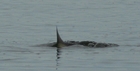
[{"xmin": 51, "ymin": 27, "xmax": 119, "ymax": 48}]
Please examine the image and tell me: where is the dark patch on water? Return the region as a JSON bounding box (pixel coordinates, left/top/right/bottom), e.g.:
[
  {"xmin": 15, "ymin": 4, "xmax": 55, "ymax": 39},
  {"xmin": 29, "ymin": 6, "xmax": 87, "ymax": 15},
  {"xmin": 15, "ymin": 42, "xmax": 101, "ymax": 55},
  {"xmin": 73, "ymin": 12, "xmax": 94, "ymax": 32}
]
[{"xmin": 33, "ymin": 40, "xmax": 119, "ymax": 48}]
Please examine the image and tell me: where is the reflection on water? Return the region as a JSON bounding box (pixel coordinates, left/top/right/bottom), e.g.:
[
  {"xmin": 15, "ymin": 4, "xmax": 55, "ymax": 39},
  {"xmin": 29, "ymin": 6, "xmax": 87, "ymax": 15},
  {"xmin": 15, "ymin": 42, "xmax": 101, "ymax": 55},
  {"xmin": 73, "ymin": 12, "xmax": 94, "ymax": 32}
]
[{"xmin": 56, "ymin": 47, "xmax": 62, "ymax": 70}]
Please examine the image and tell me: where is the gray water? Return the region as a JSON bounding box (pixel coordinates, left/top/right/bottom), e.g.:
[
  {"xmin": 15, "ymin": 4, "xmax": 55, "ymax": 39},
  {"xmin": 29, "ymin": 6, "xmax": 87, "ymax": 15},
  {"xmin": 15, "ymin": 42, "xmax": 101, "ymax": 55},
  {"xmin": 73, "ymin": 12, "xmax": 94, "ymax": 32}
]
[{"xmin": 0, "ymin": 0, "xmax": 140, "ymax": 71}]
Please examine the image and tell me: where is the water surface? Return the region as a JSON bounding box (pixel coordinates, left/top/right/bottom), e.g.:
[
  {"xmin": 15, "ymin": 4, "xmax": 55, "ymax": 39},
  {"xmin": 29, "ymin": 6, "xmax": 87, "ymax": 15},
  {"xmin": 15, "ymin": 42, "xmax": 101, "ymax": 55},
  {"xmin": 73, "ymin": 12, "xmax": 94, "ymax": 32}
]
[{"xmin": 0, "ymin": 0, "xmax": 140, "ymax": 71}]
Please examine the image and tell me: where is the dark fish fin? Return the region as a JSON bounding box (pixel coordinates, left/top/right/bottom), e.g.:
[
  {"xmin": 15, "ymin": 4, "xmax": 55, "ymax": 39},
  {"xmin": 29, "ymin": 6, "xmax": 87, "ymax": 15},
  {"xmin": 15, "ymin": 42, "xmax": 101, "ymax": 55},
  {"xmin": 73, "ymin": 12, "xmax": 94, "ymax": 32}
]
[{"xmin": 56, "ymin": 26, "xmax": 66, "ymax": 47}]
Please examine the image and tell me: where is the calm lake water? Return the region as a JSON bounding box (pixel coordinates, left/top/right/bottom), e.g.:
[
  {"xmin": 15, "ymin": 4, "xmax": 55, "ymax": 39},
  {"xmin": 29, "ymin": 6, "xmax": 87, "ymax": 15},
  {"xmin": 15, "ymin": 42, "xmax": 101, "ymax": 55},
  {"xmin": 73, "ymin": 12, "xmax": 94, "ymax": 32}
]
[{"xmin": 0, "ymin": 0, "xmax": 140, "ymax": 71}]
